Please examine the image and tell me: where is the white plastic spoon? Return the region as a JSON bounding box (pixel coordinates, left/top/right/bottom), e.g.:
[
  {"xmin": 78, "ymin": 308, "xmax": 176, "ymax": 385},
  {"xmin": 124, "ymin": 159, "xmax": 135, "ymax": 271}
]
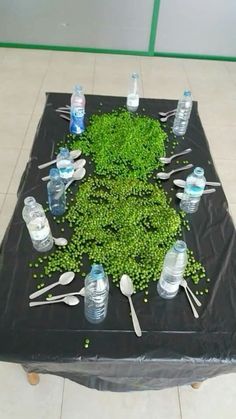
[
  {"xmin": 176, "ymin": 189, "xmax": 216, "ymax": 200},
  {"xmin": 160, "ymin": 112, "xmax": 176, "ymax": 122},
  {"xmin": 180, "ymin": 282, "xmax": 199, "ymax": 319},
  {"xmin": 53, "ymin": 237, "xmax": 68, "ymax": 246},
  {"xmin": 38, "ymin": 149, "xmax": 81, "ymax": 170},
  {"xmin": 65, "ymin": 167, "xmax": 86, "ymax": 190},
  {"xmin": 46, "ymin": 287, "xmax": 85, "ymax": 301},
  {"xmin": 180, "ymin": 279, "xmax": 202, "ymax": 307},
  {"xmin": 159, "ymin": 148, "xmax": 192, "ymax": 164},
  {"xmin": 42, "ymin": 159, "xmax": 86, "ymax": 181},
  {"xmin": 173, "ymin": 179, "xmax": 221, "ymax": 188},
  {"xmin": 158, "ymin": 108, "xmax": 177, "ymax": 117},
  {"xmin": 29, "ymin": 295, "xmax": 79, "ymax": 307},
  {"xmin": 29, "ymin": 271, "xmax": 75, "ymax": 300},
  {"xmin": 120, "ymin": 274, "xmax": 142, "ymax": 337},
  {"xmin": 157, "ymin": 164, "xmax": 193, "ymax": 180}
]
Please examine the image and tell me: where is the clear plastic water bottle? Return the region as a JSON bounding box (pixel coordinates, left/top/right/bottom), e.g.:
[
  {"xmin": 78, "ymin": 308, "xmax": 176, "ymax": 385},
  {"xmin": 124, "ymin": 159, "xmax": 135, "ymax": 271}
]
[
  {"xmin": 47, "ymin": 168, "xmax": 66, "ymax": 216},
  {"xmin": 70, "ymin": 84, "xmax": 86, "ymax": 134},
  {"xmin": 84, "ymin": 264, "xmax": 109, "ymax": 324},
  {"xmin": 180, "ymin": 167, "xmax": 206, "ymax": 213},
  {"xmin": 173, "ymin": 90, "xmax": 192, "ymax": 136},
  {"xmin": 22, "ymin": 196, "xmax": 53, "ymax": 252},
  {"xmin": 126, "ymin": 72, "xmax": 140, "ymax": 112},
  {"xmin": 56, "ymin": 147, "xmax": 74, "ymax": 183},
  {"xmin": 157, "ymin": 240, "xmax": 188, "ymax": 299}
]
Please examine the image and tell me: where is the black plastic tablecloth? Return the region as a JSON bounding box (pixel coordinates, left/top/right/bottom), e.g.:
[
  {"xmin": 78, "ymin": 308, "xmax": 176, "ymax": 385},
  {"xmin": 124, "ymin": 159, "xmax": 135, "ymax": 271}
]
[{"xmin": 0, "ymin": 93, "xmax": 236, "ymax": 391}]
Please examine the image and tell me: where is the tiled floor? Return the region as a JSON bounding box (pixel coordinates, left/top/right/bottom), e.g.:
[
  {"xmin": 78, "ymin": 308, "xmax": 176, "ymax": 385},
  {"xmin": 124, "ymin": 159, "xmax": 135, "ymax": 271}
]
[{"xmin": 0, "ymin": 48, "xmax": 235, "ymax": 418}]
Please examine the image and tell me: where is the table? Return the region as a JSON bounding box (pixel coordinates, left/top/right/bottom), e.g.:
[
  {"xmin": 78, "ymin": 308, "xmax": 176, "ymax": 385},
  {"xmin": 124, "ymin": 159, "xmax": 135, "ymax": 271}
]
[{"xmin": 0, "ymin": 93, "xmax": 236, "ymax": 392}]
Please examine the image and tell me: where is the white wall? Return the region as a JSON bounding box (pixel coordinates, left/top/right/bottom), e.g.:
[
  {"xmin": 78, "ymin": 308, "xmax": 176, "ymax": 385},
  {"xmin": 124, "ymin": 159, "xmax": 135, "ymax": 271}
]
[
  {"xmin": 155, "ymin": 0, "xmax": 236, "ymax": 56},
  {"xmin": 0, "ymin": 0, "xmax": 235, "ymax": 57},
  {"xmin": 0, "ymin": 0, "xmax": 153, "ymax": 51}
]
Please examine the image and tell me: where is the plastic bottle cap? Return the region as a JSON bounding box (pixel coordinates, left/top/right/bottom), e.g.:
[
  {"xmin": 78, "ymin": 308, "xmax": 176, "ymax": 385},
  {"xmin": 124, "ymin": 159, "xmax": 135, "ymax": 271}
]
[
  {"xmin": 91, "ymin": 264, "xmax": 104, "ymax": 280},
  {"xmin": 174, "ymin": 240, "xmax": 187, "ymax": 253},
  {"xmin": 49, "ymin": 168, "xmax": 60, "ymax": 178},
  {"xmin": 131, "ymin": 72, "xmax": 139, "ymax": 79},
  {"xmin": 59, "ymin": 147, "xmax": 69, "ymax": 157},
  {"xmin": 74, "ymin": 84, "xmax": 83, "ymax": 93},
  {"xmin": 194, "ymin": 167, "xmax": 204, "ymax": 176},
  {"xmin": 184, "ymin": 90, "xmax": 191, "ymax": 96},
  {"xmin": 24, "ymin": 196, "xmax": 36, "ymax": 206}
]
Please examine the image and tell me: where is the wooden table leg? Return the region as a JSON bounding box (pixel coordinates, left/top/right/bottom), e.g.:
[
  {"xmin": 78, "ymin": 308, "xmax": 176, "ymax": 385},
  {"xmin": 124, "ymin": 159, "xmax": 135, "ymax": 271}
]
[
  {"xmin": 27, "ymin": 372, "xmax": 40, "ymax": 385},
  {"xmin": 191, "ymin": 382, "xmax": 202, "ymax": 389}
]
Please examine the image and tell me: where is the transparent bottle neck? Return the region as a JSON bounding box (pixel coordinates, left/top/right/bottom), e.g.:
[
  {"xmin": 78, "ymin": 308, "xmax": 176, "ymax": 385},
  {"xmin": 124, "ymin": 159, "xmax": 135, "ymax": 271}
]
[
  {"xmin": 24, "ymin": 197, "xmax": 36, "ymax": 207},
  {"xmin": 90, "ymin": 264, "xmax": 105, "ymax": 280}
]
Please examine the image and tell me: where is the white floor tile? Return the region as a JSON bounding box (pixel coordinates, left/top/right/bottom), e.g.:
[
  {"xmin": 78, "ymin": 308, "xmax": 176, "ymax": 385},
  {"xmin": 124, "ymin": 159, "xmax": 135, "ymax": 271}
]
[
  {"xmin": 0, "ymin": 193, "xmax": 5, "ymax": 211},
  {"xmin": 0, "ymin": 114, "xmax": 30, "ymax": 149},
  {"xmin": 61, "ymin": 379, "xmax": 181, "ymax": 419},
  {"xmin": 214, "ymin": 158, "xmax": 236, "ymax": 204},
  {"xmin": 179, "ymin": 373, "xmax": 236, "ymax": 419},
  {"xmin": 0, "ymin": 149, "xmax": 20, "ymax": 193},
  {"xmin": 94, "ymin": 54, "xmax": 142, "ymax": 96},
  {"xmin": 198, "ymin": 100, "xmax": 236, "ymax": 127},
  {"xmin": 140, "ymin": 57, "xmax": 190, "ymax": 100},
  {"xmin": 0, "ymin": 47, "xmax": 7, "ymax": 63},
  {"xmin": 0, "ymin": 362, "xmax": 63, "ymax": 419},
  {"xmin": 40, "ymin": 50, "xmax": 95, "ymax": 95},
  {"xmin": 0, "ymin": 80, "xmax": 40, "ymax": 115},
  {"xmin": 183, "ymin": 59, "xmax": 230, "ymax": 81},
  {"xmin": 204, "ymin": 125, "xmax": 236, "ymax": 160},
  {"xmin": 228, "ymin": 203, "xmax": 236, "ymax": 226}
]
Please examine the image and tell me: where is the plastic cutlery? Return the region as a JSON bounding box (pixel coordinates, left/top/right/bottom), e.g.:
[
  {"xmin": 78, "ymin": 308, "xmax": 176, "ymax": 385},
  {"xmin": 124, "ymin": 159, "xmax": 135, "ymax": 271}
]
[
  {"xmin": 160, "ymin": 112, "xmax": 176, "ymax": 122},
  {"xmin": 176, "ymin": 189, "xmax": 216, "ymax": 199},
  {"xmin": 46, "ymin": 287, "xmax": 85, "ymax": 301},
  {"xmin": 180, "ymin": 279, "xmax": 202, "ymax": 307},
  {"xmin": 38, "ymin": 149, "xmax": 81, "ymax": 170},
  {"xmin": 159, "ymin": 148, "xmax": 192, "ymax": 164},
  {"xmin": 158, "ymin": 109, "xmax": 177, "ymax": 117},
  {"xmin": 29, "ymin": 295, "xmax": 79, "ymax": 307},
  {"xmin": 42, "ymin": 159, "xmax": 86, "ymax": 181},
  {"xmin": 120, "ymin": 274, "xmax": 142, "ymax": 337},
  {"xmin": 29, "ymin": 272, "xmax": 75, "ymax": 300},
  {"xmin": 65, "ymin": 167, "xmax": 86, "ymax": 190},
  {"xmin": 157, "ymin": 164, "xmax": 193, "ymax": 180},
  {"xmin": 174, "ymin": 179, "xmax": 221, "ymax": 188}
]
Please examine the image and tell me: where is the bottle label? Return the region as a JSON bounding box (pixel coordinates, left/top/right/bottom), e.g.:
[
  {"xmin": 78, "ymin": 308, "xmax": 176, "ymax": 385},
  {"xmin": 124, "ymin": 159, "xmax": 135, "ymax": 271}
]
[
  {"xmin": 72, "ymin": 107, "xmax": 85, "ymax": 118},
  {"xmin": 159, "ymin": 277, "xmax": 179, "ymax": 293},
  {"xmin": 70, "ymin": 107, "xmax": 85, "ymax": 134},
  {"xmin": 28, "ymin": 218, "xmax": 51, "ymax": 241}
]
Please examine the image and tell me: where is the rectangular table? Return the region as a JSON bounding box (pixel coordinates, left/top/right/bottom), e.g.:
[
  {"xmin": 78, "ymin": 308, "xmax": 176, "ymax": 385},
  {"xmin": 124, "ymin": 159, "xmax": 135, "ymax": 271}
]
[{"xmin": 0, "ymin": 93, "xmax": 236, "ymax": 391}]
